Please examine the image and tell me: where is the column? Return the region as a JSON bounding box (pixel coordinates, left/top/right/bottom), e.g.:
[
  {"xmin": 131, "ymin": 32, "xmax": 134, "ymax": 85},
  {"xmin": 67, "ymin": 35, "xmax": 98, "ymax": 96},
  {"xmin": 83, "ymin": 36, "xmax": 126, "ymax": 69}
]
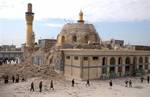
[
  {"xmin": 115, "ymin": 57, "xmax": 118, "ymax": 77},
  {"xmin": 136, "ymin": 56, "xmax": 139, "ymax": 70},
  {"xmin": 80, "ymin": 56, "xmax": 83, "ymax": 79},
  {"xmin": 97, "ymin": 56, "xmax": 102, "ymax": 78},
  {"xmin": 148, "ymin": 56, "xmax": 150, "ymax": 70},
  {"xmin": 142, "ymin": 56, "xmax": 145, "ymax": 70},
  {"xmin": 122, "ymin": 56, "xmax": 126, "ymax": 76},
  {"xmin": 107, "ymin": 57, "xmax": 110, "ymax": 78}
]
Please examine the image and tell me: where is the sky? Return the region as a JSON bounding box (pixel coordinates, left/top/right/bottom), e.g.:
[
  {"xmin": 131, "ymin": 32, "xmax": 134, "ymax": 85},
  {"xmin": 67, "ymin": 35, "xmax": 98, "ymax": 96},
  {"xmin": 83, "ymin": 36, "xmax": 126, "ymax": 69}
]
[{"xmin": 0, "ymin": 0, "xmax": 150, "ymax": 47}]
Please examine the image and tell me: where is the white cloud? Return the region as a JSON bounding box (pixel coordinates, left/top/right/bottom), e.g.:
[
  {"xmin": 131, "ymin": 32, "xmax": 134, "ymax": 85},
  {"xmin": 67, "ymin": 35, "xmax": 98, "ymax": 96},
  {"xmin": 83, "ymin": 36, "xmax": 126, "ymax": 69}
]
[
  {"xmin": 47, "ymin": 23, "xmax": 63, "ymax": 28},
  {"xmin": 0, "ymin": 0, "xmax": 150, "ymax": 22}
]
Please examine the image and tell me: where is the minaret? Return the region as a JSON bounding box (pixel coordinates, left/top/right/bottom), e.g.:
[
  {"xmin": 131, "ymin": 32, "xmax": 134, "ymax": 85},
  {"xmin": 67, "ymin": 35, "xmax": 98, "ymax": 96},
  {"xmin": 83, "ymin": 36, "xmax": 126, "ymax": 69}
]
[
  {"xmin": 25, "ymin": 3, "xmax": 34, "ymax": 47},
  {"xmin": 77, "ymin": 10, "xmax": 84, "ymax": 23}
]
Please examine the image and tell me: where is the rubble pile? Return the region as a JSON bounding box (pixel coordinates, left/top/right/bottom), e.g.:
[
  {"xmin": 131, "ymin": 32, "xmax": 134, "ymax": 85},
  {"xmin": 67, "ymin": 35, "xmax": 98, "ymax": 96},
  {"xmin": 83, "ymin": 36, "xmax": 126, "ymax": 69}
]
[{"xmin": 0, "ymin": 63, "xmax": 64, "ymax": 80}]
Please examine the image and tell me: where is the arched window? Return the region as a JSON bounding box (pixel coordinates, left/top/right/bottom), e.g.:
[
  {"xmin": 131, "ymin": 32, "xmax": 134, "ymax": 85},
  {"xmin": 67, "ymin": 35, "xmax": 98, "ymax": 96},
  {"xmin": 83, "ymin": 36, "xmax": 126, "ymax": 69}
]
[
  {"xmin": 102, "ymin": 57, "xmax": 107, "ymax": 74},
  {"xmin": 125, "ymin": 57, "xmax": 130, "ymax": 64},
  {"xmin": 102, "ymin": 57, "xmax": 107, "ymax": 65},
  {"xmin": 85, "ymin": 35, "xmax": 89, "ymax": 43},
  {"xmin": 72, "ymin": 36, "xmax": 77, "ymax": 42},
  {"xmin": 110, "ymin": 57, "xmax": 116, "ymax": 65},
  {"xmin": 139, "ymin": 57, "xmax": 143, "ymax": 63},
  {"xmin": 61, "ymin": 36, "xmax": 65, "ymax": 43},
  {"xmin": 118, "ymin": 57, "xmax": 122, "ymax": 64},
  {"xmin": 118, "ymin": 57, "xmax": 122, "ymax": 74}
]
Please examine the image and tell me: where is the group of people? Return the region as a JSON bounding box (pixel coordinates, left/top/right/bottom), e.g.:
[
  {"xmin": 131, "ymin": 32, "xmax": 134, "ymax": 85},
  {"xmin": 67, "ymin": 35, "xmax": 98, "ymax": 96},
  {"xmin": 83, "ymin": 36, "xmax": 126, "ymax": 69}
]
[
  {"xmin": 110, "ymin": 75, "xmax": 150, "ymax": 88},
  {"xmin": 140, "ymin": 75, "xmax": 149, "ymax": 83},
  {"xmin": 3, "ymin": 74, "xmax": 25, "ymax": 84},
  {"xmin": 125, "ymin": 80, "xmax": 132, "ymax": 87},
  {"xmin": 2, "ymin": 75, "xmax": 150, "ymax": 92},
  {"xmin": 30, "ymin": 79, "xmax": 90, "ymax": 92},
  {"xmin": 30, "ymin": 80, "xmax": 54, "ymax": 92}
]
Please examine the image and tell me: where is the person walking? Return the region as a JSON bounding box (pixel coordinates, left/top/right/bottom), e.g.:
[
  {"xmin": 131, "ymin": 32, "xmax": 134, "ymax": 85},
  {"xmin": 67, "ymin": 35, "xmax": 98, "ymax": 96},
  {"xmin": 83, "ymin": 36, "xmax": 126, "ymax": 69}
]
[
  {"xmin": 109, "ymin": 80, "xmax": 113, "ymax": 88},
  {"xmin": 129, "ymin": 80, "xmax": 132, "ymax": 87},
  {"xmin": 50, "ymin": 80, "xmax": 54, "ymax": 90},
  {"xmin": 147, "ymin": 76, "xmax": 149, "ymax": 84},
  {"xmin": 125, "ymin": 80, "xmax": 128, "ymax": 87},
  {"xmin": 15, "ymin": 75, "xmax": 19, "ymax": 83},
  {"xmin": 12, "ymin": 75, "xmax": 15, "ymax": 83},
  {"xmin": 30, "ymin": 82, "xmax": 34, "ymax": 92},
  {"xmin": 72, "ymin": 79, "xmax": 75, "ymax": 87},
  {"xmin": 86, "ymin": 79, "xmax": 90, "ymax": 86},
  {"xmin": 39, "ymin": 81, "xmax": 43, "ymax": 92},
  {"xmin": 141, "ymin": 76, "xmax": 144, "ymax": 83}
]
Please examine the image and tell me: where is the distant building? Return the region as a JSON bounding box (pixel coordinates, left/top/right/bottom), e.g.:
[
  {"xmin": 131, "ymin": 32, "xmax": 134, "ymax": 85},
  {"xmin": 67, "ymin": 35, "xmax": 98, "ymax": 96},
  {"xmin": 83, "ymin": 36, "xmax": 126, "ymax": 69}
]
[
  {"xmin": 0, "ymin": 45, "xmax": 21, "ymax": 51},
  {"xmin": 38, "ymin": 39, "xmax": 56, "ymax": 49},
  {"xmin": 0, "ymin": 45, "xmax": 23, "ymax": 64},
  {"xmin": 132, "ymin": 45, "xmax": 150, "ymax": 51}
]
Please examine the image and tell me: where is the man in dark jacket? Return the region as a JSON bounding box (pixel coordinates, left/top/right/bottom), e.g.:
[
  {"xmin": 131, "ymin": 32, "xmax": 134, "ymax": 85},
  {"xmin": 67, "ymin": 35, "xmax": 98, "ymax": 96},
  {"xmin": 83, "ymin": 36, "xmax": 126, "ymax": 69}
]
[
  {"xmin": 147, "ymin": 76, "xmax": 149, "ymax": 83},
  {"xmin": 39, "ymin": 81, "xmax": 43, "ymax": 92},
  {"xmin": 72, "ymin": 79, "xmax": 75, "ymax": 87},
  {"xmin": 30, "ymin": 82, "xmax": 34, "ymax": 92},
  {"xmin": 50, "ymin": 80, "xmax": 54, "ymax": 90},
  {"xmin": 12, "ymin": 75, "xmax": 15, "ymax": 83}
]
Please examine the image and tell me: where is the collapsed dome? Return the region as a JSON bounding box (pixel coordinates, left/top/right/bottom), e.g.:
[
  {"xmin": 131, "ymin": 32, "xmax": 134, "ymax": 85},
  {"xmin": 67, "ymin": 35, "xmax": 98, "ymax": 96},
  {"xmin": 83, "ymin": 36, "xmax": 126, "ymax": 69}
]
[{"xmin": 57, "ymin": 23, "xmax": 101, "ymax": 46}]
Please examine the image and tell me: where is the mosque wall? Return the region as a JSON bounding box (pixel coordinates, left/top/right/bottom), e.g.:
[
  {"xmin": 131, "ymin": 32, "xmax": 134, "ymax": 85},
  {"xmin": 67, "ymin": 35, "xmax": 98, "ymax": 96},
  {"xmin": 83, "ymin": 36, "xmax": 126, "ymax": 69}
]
[{"xmin": 63, "ymin": 49, "xmax": 150, "ymax": 80}]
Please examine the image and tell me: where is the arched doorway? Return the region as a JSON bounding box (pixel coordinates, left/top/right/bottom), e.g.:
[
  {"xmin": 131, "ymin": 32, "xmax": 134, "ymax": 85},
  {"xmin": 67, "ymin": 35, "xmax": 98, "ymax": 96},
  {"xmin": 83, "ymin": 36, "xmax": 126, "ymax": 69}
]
[
  {"xmin": 109, "ymin": 57, "xmax": 116, "ymax": 78},
  {"xmin": 101, "ymin": 57, "xmax": 108, "ymax": 79},
  {"xmin": 102, "ymin": 57, "xmax": 107, "ymax": 74},
  {"xmin": 110, "ymin": 57, "xmax": 116, "ymax": 72},
  {"xmin": 125, "ymin": 57, "xmax": 130, "ymax": 76}
]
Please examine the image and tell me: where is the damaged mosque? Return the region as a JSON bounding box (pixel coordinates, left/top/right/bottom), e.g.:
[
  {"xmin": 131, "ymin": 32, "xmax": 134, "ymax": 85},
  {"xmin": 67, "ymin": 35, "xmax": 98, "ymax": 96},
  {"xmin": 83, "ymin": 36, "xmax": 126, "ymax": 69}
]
[{"xmin": 23, "ymin": 3, "xmax": 150, "ymax": 80}]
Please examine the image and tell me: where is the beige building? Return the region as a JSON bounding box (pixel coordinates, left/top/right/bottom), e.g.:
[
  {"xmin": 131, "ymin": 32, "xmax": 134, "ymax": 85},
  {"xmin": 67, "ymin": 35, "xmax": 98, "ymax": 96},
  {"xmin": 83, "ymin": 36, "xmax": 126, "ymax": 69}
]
[{"xmin": 62, "ymin": 49, "xmax": 150, "ymax": 80}]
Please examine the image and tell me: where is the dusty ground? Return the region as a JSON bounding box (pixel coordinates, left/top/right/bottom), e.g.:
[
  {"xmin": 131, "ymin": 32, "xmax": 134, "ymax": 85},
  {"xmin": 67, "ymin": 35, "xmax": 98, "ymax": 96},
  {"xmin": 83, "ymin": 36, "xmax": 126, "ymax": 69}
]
[{"xmin": 0, "ymin": 76, "xmax": 150, "ymax": 97}]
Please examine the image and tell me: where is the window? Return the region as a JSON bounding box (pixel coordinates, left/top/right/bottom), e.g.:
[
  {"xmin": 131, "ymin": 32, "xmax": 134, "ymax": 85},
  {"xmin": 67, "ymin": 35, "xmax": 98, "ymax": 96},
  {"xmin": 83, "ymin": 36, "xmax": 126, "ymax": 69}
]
[
  {"xmin": 66, "ymin": 56, "xmax": 70, "ymax": 59},
  {"xmin": 110, "ymin": 57, "xmax": 116, "ymax": 65},
  {"xmin": 93, "ymin": 56, "xmax": 98, "ymax": 60},
  {"xmin": 102, "ymin": 57, "xmax": 107, "ymax": 65},
  {"xmin": 61, "ymin": 36, "xmax": 65, "ymax": 43},
  {"xmin": 125, "ymin": 57, "xmax": 130, "ymax": 64},
  {"xmin": 83, "ymin": 57, "xmax": 88, "ymax": 60},
  {"xmin": 73, "ymin": 36, "xmax": 77, "ymax": 42},
  {"xmin": 118, "ymin": 57, "xmax": 122, "ymax": 64},
  {"xmin": 74, "ymin": 56, "xmax": 78, "ymax": 60},
  {"xmin": 139, "ymin": 57, "xmax": 143, "ymax": 63}
]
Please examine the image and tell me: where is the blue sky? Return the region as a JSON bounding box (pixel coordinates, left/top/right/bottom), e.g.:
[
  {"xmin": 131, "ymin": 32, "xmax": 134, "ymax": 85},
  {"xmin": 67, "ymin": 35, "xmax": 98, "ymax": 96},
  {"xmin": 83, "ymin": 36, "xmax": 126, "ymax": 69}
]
[{"xmin": 0, "ymin": 0, "xmax": 150, "ymax": 47}]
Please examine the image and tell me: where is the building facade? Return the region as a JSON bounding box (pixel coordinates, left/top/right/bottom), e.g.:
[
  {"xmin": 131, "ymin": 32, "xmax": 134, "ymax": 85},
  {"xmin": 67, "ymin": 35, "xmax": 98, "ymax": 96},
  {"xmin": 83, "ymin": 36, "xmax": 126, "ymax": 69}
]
[{"xmin": 62, "ymin": 49, "xmax": 150, "ymax": 80}]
